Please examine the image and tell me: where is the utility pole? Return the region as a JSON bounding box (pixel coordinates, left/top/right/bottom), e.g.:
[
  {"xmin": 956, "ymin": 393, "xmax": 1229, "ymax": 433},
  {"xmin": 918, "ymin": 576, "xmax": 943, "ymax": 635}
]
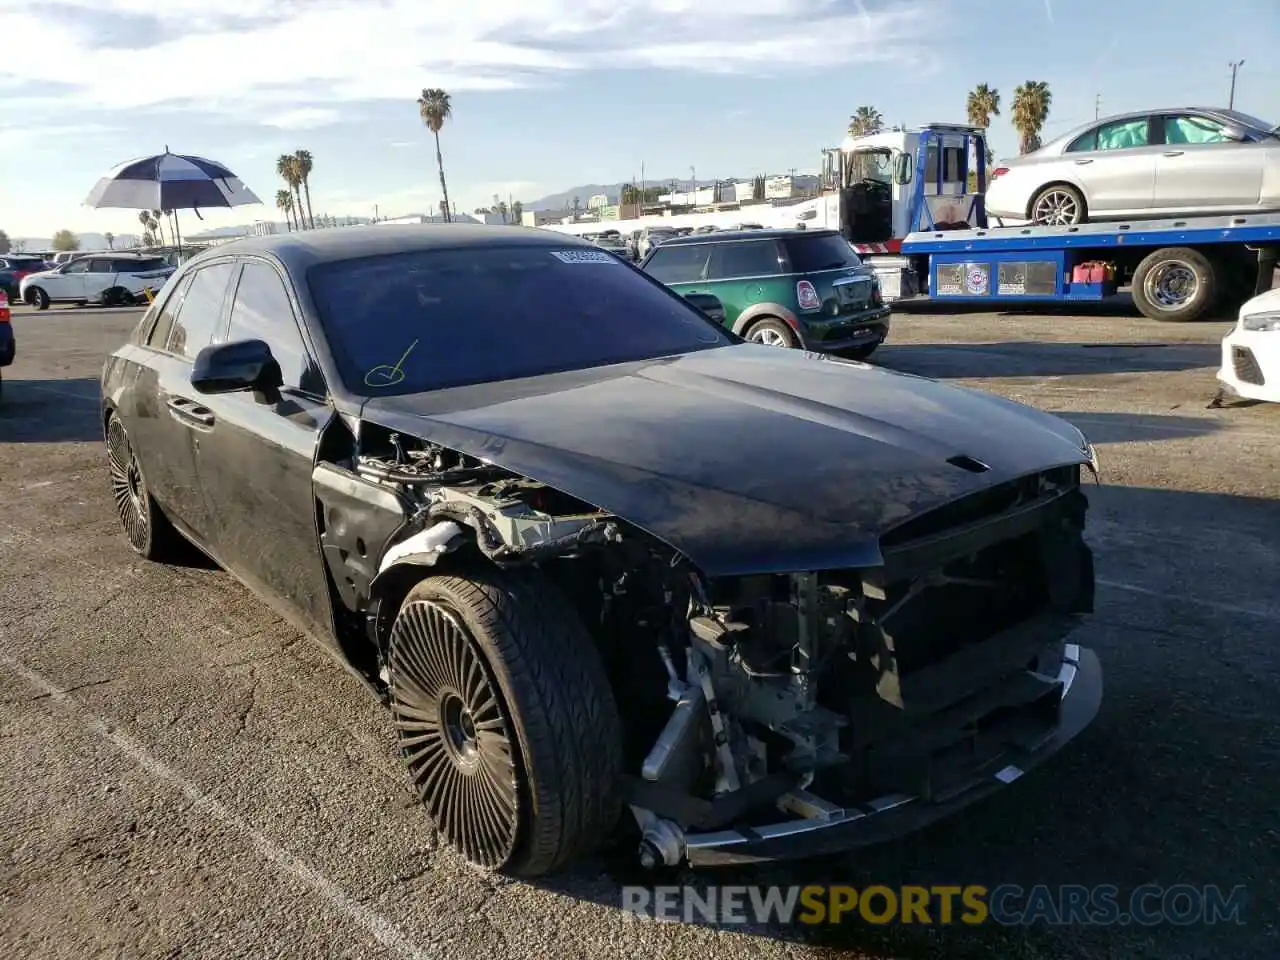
[
  {"xmin": 690, "ymin": 165, "xmax": 696, "ymax": 203},
  {"xmin": 1228, "ymin": 60, "xmax": 1244, "ymax": 108},
  {"xmin": 1094, "ymin": 94, "xmax": 1101, "ymax": 120}
]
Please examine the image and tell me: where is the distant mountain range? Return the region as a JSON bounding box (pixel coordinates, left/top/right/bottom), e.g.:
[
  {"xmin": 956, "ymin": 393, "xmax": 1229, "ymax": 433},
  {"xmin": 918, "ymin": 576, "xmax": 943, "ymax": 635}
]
[
  {"xmin": 4, "ymin": 233, "xmax": 144, "ymax": 253},
  {"xmin": 527, "ymin": 174, "xmax": 822, "ymax": 211}
]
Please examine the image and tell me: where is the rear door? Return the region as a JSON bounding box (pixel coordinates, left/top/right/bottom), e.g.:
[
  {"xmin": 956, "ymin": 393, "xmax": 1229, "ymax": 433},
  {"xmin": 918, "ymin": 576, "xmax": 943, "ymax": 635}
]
[
  {"xmin": 83, "ymin": 258, "xmax": 116, "ymax": 300},
  {"xmin": 1062, "ymin": 115, "xmax": 1157, "ymax": 214},
  {"xmin": 704, "ymin": 239, "xmax": 786, "ymax": 327},
  {"xmin": 193, "ymin": 258, "xmax": 335, "ymax": 636},
  {"xmin": 1153, "ymin": 112, "xmax": 1267, "ymax": 210}
]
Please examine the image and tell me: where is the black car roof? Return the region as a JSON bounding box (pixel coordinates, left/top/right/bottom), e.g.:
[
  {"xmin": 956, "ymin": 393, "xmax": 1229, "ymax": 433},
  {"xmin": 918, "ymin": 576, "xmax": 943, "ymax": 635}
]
[
  {"xmin": 655, "ymin": 228, "xmax": 839, "ymax": 247},
  {"xmin": 184, "ymin": 224, "xmax": 595, "ymax": 274}
]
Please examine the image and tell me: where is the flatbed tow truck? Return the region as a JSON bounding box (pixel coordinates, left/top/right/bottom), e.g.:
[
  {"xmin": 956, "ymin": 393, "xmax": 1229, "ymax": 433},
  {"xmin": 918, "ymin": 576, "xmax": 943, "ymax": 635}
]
[{"xmin": 807, "ymin": 123, "xmax": 1280, "ymax": 322}]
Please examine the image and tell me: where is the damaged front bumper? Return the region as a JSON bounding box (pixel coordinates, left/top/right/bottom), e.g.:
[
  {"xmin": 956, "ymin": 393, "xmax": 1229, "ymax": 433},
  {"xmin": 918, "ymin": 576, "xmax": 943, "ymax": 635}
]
[{"xmin": 678, "ymin": 643, "xmax": 1102, "ymax": 867}]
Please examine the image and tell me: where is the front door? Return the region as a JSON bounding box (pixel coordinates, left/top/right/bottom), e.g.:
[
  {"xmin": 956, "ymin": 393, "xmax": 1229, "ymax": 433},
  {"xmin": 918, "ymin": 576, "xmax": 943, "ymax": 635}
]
[
  {"xmin": 48, "ymin": 259, "xmax": 91, "ymax": 300},
  {"xmin": 1062, "ymin": 115, "xmax": 1157, "ymax": 215},
  {"xmin": 193, "ymin": 259, "xmax": 336, "ymax": 640},
  {"xmin": 1153, "ymin": 113, "xmax": 1267, "ymax": 210}
]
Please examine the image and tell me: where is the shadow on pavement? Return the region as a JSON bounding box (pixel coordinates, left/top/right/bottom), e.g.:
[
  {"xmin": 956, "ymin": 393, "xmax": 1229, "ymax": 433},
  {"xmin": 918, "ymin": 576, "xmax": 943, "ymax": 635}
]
[
  {"xmin": 877, "ymin": 340, "xmax": 1220, "ymax": 379},
  {"xmin": 0, "ymin": 376, "xmax": 104, "ymax": 443},
  {"xmin": 1051, "ymin": 410, "xmax": 1221, "ymax": 444},
  {"xmin": 535, "ymin": 485, "xmax": 1280, "ymax": 960}
]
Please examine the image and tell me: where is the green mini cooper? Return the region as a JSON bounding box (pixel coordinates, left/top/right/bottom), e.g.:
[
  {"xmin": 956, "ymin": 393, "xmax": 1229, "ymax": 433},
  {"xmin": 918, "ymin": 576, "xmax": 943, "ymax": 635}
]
[{"xmin": 639, "ymin": 228, "xmax": 891, "ymax": 358}]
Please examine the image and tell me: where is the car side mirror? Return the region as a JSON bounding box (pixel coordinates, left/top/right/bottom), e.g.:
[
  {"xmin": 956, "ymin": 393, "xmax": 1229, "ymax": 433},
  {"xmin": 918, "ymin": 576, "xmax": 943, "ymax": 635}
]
[
  {"xmin": 1221, "ymin": 123, "xmax": 1249, "ymax": 142},
  {"xmin": 684, "ymin": 292, "xmax": 725, "ymax": 324},
  {"xmin": 894, "ymin": 153, "xmax": 914, "ymax": 184},
  {"xmin": 191, "ymin": 338, "xmax": 283, "ymax": 401}
]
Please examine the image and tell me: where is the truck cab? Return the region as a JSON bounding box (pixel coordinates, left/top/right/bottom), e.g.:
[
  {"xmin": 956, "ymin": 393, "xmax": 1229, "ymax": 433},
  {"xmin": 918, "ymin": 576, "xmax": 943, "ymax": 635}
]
[{"xmin": 820, "ymin": 124, "xmax": 990, "ymax": 249}]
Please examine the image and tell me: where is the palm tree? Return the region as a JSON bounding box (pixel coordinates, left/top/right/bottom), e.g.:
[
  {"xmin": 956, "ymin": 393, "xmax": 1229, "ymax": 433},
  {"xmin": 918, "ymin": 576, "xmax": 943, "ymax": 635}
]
[
  {"xmin": 966, "ymin": 83, "xmax": 1001, "ymax": 167},
  {"xmin": 847, "ymin": 106, "xmax": 884, "ymax": 137},
  {"xmin": 276, "ymin": 190, "xmax": 296, "ymax": 231},
  {"xmin": 511, "ymin": 200, "xmax": 523, "ymax": 224},
  {"xmin": 294, "ymin": 149, "xmax": 316, "ymax": 229},
  {"xmin": 150, "ymin": 209, "xmax": 165, "ymax": 248},
  {"xmin": 416, "ymin": 88, "xmax": 453, "ymax": 223},
  {"xmin": 1012, "ymin": 81, "xmax": 1052, "ymax": 155},
  {"xmin": 276, "ymin": 154, "xmax": 305, "ymax": 229},
  {"xmin": 104, "ymin": 231, "xmax": 115, "ymax": 250}
]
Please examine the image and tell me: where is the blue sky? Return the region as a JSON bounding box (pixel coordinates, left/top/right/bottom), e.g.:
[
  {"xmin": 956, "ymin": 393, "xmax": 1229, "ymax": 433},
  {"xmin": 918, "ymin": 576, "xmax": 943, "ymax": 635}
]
[{"xmin": 1, "ymin": 0, "xmax": 1277, "ymax": 238}]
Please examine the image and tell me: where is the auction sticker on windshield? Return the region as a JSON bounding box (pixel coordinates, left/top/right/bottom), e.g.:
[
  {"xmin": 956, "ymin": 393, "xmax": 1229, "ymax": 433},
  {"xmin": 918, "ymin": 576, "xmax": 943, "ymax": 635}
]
[{"xmin": 550, "ymin": 250, "xmax": 618, "ymax": 264}]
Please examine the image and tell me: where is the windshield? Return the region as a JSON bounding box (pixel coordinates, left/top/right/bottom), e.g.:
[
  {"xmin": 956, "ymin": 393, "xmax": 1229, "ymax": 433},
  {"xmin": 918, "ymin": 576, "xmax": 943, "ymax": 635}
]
[
  {"xmin": 783, "ymin": 234, "xmax": 863, "ymax": 272},
  {"xmin": 308, "ymin": 244, "xmax": 735, "ymax": 396}
]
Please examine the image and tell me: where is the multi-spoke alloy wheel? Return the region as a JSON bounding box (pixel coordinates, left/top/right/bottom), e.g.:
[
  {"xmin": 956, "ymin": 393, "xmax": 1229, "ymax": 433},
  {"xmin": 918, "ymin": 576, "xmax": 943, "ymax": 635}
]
[
  {"xmin": 389, "ymin": 599, "xmax": 520, "ymax": 869},
  {"xmin": 107, "ymin": 416, "xmax": 151, "ymax": 553}
]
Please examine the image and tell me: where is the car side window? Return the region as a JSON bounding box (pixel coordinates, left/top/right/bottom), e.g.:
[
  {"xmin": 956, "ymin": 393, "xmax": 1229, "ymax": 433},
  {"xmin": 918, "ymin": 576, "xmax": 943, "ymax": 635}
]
[
  {"xmin": 166, "ymin": 262, "xmax": 237, "ymax": 360},
  {"xmin": 86, "ymin": 259, "xmax": 112, "ymax": 273},
  {"xmin": 707, "ymin": 240, "xmax": 784, "ymax": 280},
  {"xmin": 1067, "ymin": 117, "xmax": 1151, "ymax": 153},
  {"xmin": 223, "ymin": 261, "xmax": 318, "ymax": 392},
  {"xmin": 644, "ymin": 245, "xmax": 711, "ymax": 284},
  {"xmin": 145, "ymin": 274, "xmax": 194, "ymax": 349},
  {"xmin": 64, "ymin": 260, "xmax": 90, "ymax": 274},
  {"xmin": 1163, "ymin": 115, "xmax": 1231, "ymax": 145}
]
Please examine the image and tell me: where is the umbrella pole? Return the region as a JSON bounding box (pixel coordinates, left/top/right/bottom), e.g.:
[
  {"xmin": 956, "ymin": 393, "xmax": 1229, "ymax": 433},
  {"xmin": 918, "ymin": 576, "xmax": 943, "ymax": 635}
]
[{"xmin": 173, "ymin": 211, "xmax": 183, "ymax": 259}]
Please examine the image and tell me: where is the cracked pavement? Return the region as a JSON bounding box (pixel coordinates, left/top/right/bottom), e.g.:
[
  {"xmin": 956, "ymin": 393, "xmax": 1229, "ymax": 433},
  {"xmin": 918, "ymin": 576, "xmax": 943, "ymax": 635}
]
[{"xmin": 1, "ymin": 301, "xmax": 1278, "ymax": 959}]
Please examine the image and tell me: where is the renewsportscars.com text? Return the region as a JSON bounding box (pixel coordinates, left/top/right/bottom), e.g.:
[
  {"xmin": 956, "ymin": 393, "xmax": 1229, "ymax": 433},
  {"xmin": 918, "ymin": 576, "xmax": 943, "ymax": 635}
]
[{"xmin": 622, "ymin": 884, "xmax": 1247, "ymax": 927}]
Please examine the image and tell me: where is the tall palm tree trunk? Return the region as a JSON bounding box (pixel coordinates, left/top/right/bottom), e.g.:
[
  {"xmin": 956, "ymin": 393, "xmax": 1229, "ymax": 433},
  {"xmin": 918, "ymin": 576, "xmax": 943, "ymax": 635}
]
[
  {"xmin": 292, "ymin": 184, "xmax": 305, "ymax": 229},
  {"xmin": 303, "ymin": 179, "xmax": 315, "ymax": 230},
  {"xmin": 433, "ymin": 130, "xmax": 452, "ymax": 222}
]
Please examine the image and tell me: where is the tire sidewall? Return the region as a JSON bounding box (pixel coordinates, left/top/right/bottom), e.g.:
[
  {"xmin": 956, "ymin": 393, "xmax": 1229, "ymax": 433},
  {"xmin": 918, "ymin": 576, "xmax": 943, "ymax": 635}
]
[
  {"xmin": 745, "ymin": 317, "xmax": 798, "ymax": 348},
  {"xmin": 1030, "ymin": 184, "xmax": 1086, "ymax": 225}
]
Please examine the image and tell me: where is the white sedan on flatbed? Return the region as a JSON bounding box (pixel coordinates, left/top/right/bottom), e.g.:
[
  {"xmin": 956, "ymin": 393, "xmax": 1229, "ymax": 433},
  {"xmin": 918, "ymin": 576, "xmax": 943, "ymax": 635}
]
[
  {"xmin": 19, "ymin": 252, "xmax": 173, "ymax": 309},
  {"xmin": 1218, "ymin": 287, "xmax": 1280, "ymax": 403}
]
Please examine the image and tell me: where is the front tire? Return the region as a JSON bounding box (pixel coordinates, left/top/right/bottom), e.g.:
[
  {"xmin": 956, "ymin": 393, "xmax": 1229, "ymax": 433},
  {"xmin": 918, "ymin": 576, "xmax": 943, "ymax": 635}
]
[
  {"xmin": 1131, "ymin": 247, "xmax": 1217, "ymax": 322},
  {"xmin": 1029, "ymin": 184, "xmax": 1086, "ymax": 225},
  {"xmin": 26, "ymin": 287, "xmax": 49, "ymax": 310},
  {"xmin": 105, "ymin": 413, "xmax": 183, "ymax": 561},
  {"xmin": 387, "ymin": 568, "xmax": 623, "ymax": 876}
]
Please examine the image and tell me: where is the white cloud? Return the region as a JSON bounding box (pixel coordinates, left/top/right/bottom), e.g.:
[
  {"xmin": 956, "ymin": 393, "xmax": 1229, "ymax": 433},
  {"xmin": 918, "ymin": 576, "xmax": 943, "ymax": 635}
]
[
  {"xmin": 0, "ymin": 0, "xmax": 940, "ymax": 118},
  {"xmin": 263, "ymin": 107, "xmax": 340, "ymax": 130}
]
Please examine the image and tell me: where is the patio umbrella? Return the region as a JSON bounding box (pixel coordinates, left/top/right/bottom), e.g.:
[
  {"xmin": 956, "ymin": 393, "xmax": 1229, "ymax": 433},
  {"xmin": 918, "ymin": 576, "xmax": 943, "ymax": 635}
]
[{"xmin": 83, "ymin": 147, "xmax": 262, "ymax": 253}]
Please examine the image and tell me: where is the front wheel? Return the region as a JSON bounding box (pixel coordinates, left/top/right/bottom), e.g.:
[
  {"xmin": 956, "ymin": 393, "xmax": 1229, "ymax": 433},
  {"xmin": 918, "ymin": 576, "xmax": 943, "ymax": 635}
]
[
  {"xmin": 26, "ymin": 287, "xmax": 49, "ymax": 310},
  {"xmin": 105, "ymin": 413, "xmax": 183, "ymax": 560},
  {"xmin": 1131, "ymin": 247, "xmax": 1217, "ymax": 322},
  {"xmin": 387, "ymin": 568, "xmax": 623, "ymax": 876},
  {"xmin": 1029, "ymin": 184, "xmax": 1086, "ymax": 225}
]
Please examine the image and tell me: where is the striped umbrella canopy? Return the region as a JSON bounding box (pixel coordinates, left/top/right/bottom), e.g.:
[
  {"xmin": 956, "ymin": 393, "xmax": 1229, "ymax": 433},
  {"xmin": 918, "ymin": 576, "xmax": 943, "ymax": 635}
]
[{"xmin": 83, "ymin": 148, "xmax": 262, "ymax": 212}]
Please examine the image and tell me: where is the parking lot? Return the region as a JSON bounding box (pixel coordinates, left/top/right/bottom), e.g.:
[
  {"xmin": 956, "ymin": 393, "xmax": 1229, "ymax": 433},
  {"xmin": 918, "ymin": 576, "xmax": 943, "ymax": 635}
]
[{"xmin": 2, "ymin": 300, "xmax": 1278, "ymax": 960}]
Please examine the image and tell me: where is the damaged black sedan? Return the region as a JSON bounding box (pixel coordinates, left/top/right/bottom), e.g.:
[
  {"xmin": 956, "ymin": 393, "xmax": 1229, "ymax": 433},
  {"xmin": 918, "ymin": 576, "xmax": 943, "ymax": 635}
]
[{"xmin": 100, "ymin": 225, "xmax": 1102, "ymax": 876}]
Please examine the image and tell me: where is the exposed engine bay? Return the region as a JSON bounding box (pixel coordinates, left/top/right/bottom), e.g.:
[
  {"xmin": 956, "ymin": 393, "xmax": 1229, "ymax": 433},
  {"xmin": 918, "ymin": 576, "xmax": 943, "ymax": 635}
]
[{"xmin": 321, "ymin": 422, "xmax": 1098, "ymax": 869}]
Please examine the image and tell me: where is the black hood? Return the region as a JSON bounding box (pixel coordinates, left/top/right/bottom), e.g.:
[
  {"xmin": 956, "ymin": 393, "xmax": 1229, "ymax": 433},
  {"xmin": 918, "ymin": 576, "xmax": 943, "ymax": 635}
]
[{"xmin": 361, "ymin": 344, "xmax": 1091, "ymax": 577}]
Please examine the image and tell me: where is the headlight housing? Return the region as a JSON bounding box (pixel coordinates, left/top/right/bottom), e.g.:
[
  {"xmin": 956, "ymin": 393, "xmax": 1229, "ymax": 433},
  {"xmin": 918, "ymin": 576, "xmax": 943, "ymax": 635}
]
[{"xmin": 1241, "ymin": 311, "xmax": 1280, "ymax": 332}]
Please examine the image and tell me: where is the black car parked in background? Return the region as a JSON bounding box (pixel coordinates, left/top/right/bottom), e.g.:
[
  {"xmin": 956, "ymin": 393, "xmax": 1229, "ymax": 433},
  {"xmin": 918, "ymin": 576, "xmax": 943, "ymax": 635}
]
[{"xmin": 100, "ymin": 224, "xmax": 1101, "ymax": 877}]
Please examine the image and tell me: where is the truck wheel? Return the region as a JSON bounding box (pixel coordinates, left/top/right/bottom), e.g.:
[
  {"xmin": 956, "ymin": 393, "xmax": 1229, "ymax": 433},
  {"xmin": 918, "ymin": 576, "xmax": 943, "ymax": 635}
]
[
  {"xmin": 1131, "ymin": 247, "xmax": 1217, "ymax": 322},
  {"xmin": 386, "ymin": 568, "xmax": 623, "ymax": 876},
  {"xmin": 743, "ymin": 317, "xmax": 798, "ymax": 348},
  {"xmin": 26, "ymin": 287, "xmax": 49, "ymax": 310},
  {"xmin": 1029, "ymin": 184, "xmax": 1086, "ymax": 225}
]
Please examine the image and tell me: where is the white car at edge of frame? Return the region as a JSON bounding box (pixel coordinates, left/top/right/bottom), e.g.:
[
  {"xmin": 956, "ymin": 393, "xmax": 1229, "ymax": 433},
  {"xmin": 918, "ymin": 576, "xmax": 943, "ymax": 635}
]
[{"xmin": 1217, "ymin": 287, "xmax": 1280, "ymax": 404}]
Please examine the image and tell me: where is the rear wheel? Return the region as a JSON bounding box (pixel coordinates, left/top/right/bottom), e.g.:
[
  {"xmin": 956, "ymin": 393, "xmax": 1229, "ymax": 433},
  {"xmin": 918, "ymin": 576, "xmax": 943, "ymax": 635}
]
[
  {"xmin": 1029, "ymin": 184, "xmax": 1086, "ymax": 225},
  {"xmin": 105, "ymin": 413, "xmax": 183, "ymax": 560},
  {"xmin": 387, "ymin": 568, "xmax": 623, "ymax": 876},
  {"xmin": 743, "ymin": 317, "xmax": 799, "ymax": 348},
  {"xmin": 26, "ymin": 287, "xmax": 49, "ymax": 310},
  {"xmin": 101, "ymin": 287, "xmax": 133, "ymax": 307},
  {"xmin": 1131, "ymin": 247, "xmax": 1217, "ymax": 322}
]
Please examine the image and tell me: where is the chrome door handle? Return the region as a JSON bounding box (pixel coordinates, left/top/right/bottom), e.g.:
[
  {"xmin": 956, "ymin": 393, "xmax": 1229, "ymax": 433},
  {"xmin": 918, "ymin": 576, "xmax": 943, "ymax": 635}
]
[
  {"xmin": 1163, "ymin": 150, "xmax": 1184, "ymax": 157},
  {"xmin": 1073, "ymin": 158, "xmax": 1093, "ymax": 164},
  {"xmin": 166, "ymin": 396, "xmax": 215, "ymax": 428}
]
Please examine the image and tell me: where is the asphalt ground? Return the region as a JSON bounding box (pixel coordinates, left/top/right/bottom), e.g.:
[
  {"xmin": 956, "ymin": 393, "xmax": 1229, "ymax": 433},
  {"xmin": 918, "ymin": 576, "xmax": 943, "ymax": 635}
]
[{"xmin": 1, "ymin": 300, "xmax": 1278, "ymax": 960}]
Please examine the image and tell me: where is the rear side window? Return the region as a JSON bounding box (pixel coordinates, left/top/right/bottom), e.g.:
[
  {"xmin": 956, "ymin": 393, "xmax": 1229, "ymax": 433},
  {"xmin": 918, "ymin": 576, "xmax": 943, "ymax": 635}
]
[
  {"xmin": 707, "ymin": 240, "xmax": 784, "ymax": 280},
  {"xmin": 1068, "ymin": 117, "xmax": 1151, "ymax": 153},
  {"xmin": 782, "ymin": 234, "xmax": 862, "ymax": 273},
  {"xmin": 146, "ymin": 273, "xmax": 194, "ymax": 349},
  {"xmin": 644, "ymin": 244, "xmax": 711, "ymax": 284},
  {"xmin": 167, "ymin": 262, "xmax": 237, "ymax": 360}
]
